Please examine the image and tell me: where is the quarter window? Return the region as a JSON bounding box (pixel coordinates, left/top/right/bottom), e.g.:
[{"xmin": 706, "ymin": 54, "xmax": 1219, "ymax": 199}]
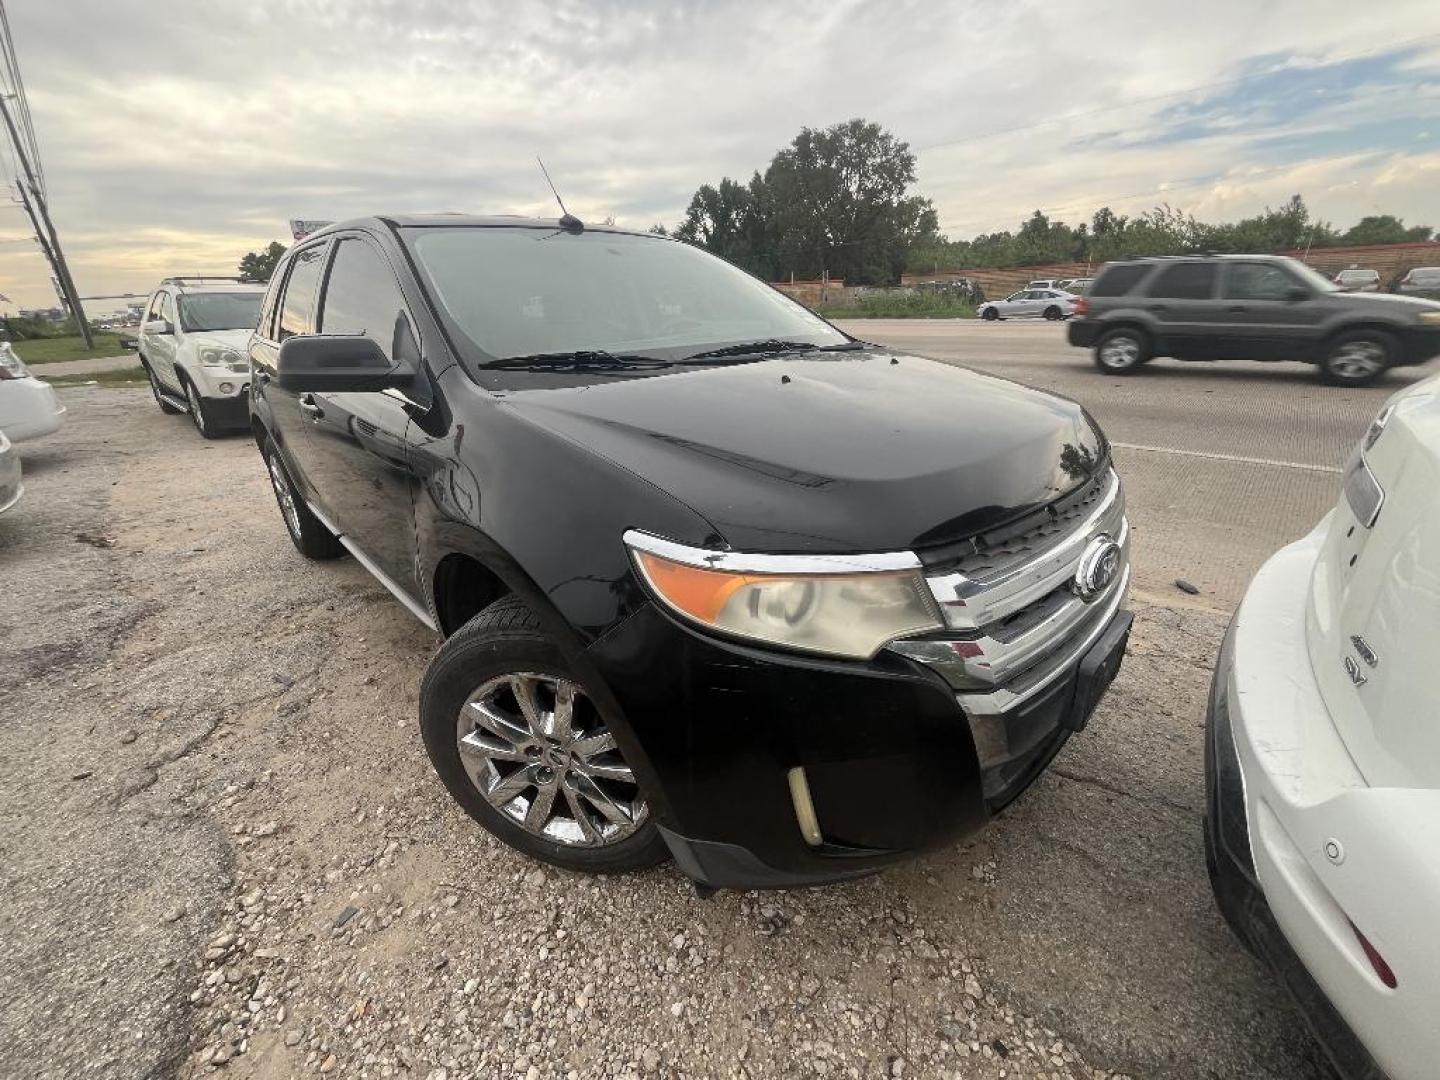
[
  {"xmin": 1223, "ymin": 263, "xmax": 1300, "ymax": 302},
  {"xmin": 277, "ymin": 245, "xmax": 327, "ymax": 340},
  {"xmin": 1089, "ymin": 263, "xmax": 1150, "ymax": 297},
  {"xmin": 319, "ymin": 239, "xmax": 411, "ymax": 361},
  {"xmin": 1148, "ymin": 262, "xmax": 1216, "ymax": 300}
]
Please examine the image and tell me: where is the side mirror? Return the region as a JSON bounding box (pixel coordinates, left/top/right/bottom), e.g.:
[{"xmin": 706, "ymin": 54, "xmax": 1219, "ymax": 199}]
[
  {"xmin": 143, "ymin": 318, "xmax": 172, "ymax": 335},
  {"xmin": 1286, "ymin": 286, "xmax": 1310, "ymax": 302},
  {"xmin": 275, "ymin": 335, "xmax": 409, "ymax": 393}
]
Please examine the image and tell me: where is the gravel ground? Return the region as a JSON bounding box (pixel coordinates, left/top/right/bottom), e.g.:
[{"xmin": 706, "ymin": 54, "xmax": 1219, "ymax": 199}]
[{"xmin": 0, "ymin": 387, "xmax": 1331, "ymax": 1080}]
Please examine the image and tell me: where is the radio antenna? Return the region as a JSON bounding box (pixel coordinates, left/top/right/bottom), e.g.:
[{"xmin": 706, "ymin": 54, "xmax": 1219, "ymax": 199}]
[{"xmin": 536, "ymin": 156, "xmax": 584, "ymax": 234}]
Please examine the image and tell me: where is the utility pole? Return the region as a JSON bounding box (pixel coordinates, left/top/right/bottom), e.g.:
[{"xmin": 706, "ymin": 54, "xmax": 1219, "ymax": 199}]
[{"xmin": 0, "ymin": 70, "xmax": 91, "ymax": 347}]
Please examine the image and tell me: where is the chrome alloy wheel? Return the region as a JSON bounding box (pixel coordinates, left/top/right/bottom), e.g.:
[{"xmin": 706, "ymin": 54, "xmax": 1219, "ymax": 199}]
[
  {"xmin": 267, "ymin": 453, "xmax": 302, "ymax": 539},
  {"xmin": 456, "ymin": 673, "xmax": 647, "ymax": 847},
  {"xmin": 1329, "ymin": 340, "xmax": 1385, "ymax": 379},
  {"xmin": 186, "ymin": 381, "xmax": 207, "ymax": 434},
  {"xmin": 1099, "ymin": 334, "xmax": 1140, "ymax": 369}
]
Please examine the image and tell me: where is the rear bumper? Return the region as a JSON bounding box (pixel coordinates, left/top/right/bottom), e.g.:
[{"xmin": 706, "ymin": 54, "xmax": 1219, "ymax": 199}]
[
  {"xmin": 1067, "ymin": 320, "xmax": 1099, "ymax": 348},
  {"xmin": 588, "ymin": 600, "xmax": 1127, "ymax": 889},
  {"xmin": 0, "ymin": 378, "xmax": 65, "ymax": 442}
]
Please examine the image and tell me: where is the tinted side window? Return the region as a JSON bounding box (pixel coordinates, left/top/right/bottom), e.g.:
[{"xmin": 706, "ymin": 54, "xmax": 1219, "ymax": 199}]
[
  {"xmin": 257, "ymin": 266, "xmax": 287, "ymax": 339},
  {"xmin": 1089, "ymin": 263, "xmax": 1151, "ymax": 297},
  {"xmin": 319, "ymin": 239, "xmax": 410, "ymax": 361},
  {"xmin": 144, "ymin": 291, "xmax": 163, "ymax": 322},
  {"xmin": 158, "ymin": 292, "xmax": 176, "ymax": 323},
  {"xmin": 278, "ymin": 245, "xmax": 327, "ymax": 340},
  {"xmin": 1223, "ymin": 262, "xmax": 1299, "ymax": 301},
  {"xmin": 1148, "ymin": 262, "xmax": 1217, "ymax": 300}
]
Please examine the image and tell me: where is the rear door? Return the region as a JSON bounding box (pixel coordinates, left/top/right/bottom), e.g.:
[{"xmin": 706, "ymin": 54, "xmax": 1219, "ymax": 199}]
[
  {"xmin": 1141, "ymin": 261, "xmax": 1224, "ymax": 355},
  {"xmin": 1218, "ymin": 261, "xmax": 1323, "ymax": 359},
  {"xmin": 251, "ymin": 242, "xmax": 329, "ymax": 496},
  {"xmin": 305, "ymin": 234, "xmax": 423, "ymax": 596}
]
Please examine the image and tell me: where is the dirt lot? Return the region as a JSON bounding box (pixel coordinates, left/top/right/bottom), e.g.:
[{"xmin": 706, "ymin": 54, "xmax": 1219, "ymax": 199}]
[{"xmin": 0, "ymin": 385, "xmax": 1331, "ymax": 1080}]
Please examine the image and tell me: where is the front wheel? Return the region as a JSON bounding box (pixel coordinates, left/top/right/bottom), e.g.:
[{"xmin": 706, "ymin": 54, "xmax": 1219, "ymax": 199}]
[
  {"xmin": 1093, "ymin": 328, "xmax": 1150, "ymax": 374},
  {"xmin": 980, "ymin": 307, "xmax": 999, "ymax": 321},
  {"xmin": 1319, "ymin": 330, "xmax": 1394, "ymax": 387},
  {"xmin": 184, "ymin": 379, "xmax": 220, "ymax": 439},
  {"xmin": 420, "ymin": 595, "xmax": 668, "ymax": 875},
  {"xmin": 1043, "ymin": 305, "xmax": 1063, "ymax": 321}
]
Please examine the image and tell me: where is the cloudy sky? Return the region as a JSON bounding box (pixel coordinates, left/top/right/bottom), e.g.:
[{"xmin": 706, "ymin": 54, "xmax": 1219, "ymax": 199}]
[{"xmin": 1, "ymin": 0, "xmax": 1438, "ymax": 310}]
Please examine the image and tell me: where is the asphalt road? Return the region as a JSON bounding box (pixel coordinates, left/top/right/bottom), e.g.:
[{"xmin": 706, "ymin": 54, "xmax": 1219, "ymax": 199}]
[
  {"xmin": 6, "ymin": 343, "xmax": 1427, "ymax": 1078},
  {"xmin": 836, "ymin": 318, "xmax": 1436, "ymax": 604}
]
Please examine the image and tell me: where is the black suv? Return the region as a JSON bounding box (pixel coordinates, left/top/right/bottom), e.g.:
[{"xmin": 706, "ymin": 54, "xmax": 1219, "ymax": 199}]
[
  {"xmin": 248, "ymin": 215, "xmax": 1132, "ymax": 890},
  {"xmin": 1067, "ymin": 254, "xmax": 1440, "ymax": 386}
]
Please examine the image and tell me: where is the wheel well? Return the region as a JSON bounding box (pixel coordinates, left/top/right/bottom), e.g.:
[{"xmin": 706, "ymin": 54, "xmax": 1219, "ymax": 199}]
[
  {"xmin": 1099, "ymin": 320, "xmax": 1150, "ymax": 343},
  {"xmin": 433, "ymin": 553, "xmax": 510, "ymax": 637},
  {"xmin": 1323, "ymin": 323, "xmax": 1400, "ymax": 350}
]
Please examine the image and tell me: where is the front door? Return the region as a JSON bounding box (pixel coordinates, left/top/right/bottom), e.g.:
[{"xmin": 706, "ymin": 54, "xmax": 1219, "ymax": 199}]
[
  {"xmin": 304, "ymin": 234, "xmax": 423, "ymax": 598},
  {"xmin": 251, "ymin": 241, "xmax": 329, "ymax": 502},
  {"xmin": 146, "ymin": 291, "xmax": 181, "ymax": 390},
  {"xmin": 1217, "ymin": 261, "xmax": 1323, "ymax": 360}
]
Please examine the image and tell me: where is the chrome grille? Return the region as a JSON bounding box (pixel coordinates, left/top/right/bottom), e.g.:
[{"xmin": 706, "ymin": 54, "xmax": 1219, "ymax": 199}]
[{"xmin": 890, "ymin": 468, "xmax": 1129, "ymax": 717}]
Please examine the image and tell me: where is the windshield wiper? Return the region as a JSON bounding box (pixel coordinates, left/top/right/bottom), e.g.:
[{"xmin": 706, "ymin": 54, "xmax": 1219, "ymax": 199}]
[
  {"xmin": 680, "ymin": 339, "xmax": 865, "ymax": 362},
  {"xmin": 487, "ymin": 350, "xmax": 669, "ymax": 373}
]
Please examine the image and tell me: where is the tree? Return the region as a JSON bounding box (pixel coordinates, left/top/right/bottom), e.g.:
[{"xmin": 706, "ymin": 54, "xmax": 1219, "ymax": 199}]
[
  {"xmin": 238, "ymin": 241, "xmax": 287, "ymax": 284},
  {"xmin": 1340, "ymin": 215, "xmax": 1432, "ymax": 245}
]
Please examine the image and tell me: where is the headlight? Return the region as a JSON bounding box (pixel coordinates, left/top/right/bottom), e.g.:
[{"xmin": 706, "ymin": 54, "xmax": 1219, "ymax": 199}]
[
  {"xmin": 624, "ymin": 531, "xmax": 942, "ymax": 660},
  {"xmin": 1417, "ymin": 311, "xmax": 1440, "ymax": 325},
  {"xmin": 197, "ymin": 345, "xmax": 244, "ymax": 369}
]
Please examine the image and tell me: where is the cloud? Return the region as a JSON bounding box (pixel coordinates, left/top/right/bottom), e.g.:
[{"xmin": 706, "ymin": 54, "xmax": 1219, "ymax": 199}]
[{"xmin": 1, "ymin": 0, "xmax": 1438, "ymax": 309}]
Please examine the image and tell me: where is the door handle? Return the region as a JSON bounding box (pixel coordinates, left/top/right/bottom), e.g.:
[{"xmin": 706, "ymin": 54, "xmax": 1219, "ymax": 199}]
[{"xmin": 298, "ymin": 394, "xmax": 324, "ymax": 419}]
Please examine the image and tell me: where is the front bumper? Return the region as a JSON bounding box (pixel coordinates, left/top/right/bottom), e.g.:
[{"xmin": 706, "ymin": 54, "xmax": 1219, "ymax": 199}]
[
  {"xmin": 1206, "ymin": 523, "xmax": 1440, "ymax": 1080},
  {"xmin": 587, "ymin": 599, "xmax": 1129, "ymax": 889},
  {"xmin": 1395, "ymin": 326, "xmax": 1440, "ymax": 366}
]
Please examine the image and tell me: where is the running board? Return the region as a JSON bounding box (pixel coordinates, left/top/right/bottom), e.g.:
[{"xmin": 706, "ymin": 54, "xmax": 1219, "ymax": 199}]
[
  {"xmin": 159, "ymin": 392, "xmax": 188, "ymax": 411},
  {"xmin": 305, "ymin": 498, "xmax": 438, "ymax": 632}
]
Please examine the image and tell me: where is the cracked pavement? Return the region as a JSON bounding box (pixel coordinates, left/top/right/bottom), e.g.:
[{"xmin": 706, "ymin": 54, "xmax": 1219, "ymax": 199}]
[{"xmin": 0, "ymin": 366, "xmax": 1360, "ymax": 1079}]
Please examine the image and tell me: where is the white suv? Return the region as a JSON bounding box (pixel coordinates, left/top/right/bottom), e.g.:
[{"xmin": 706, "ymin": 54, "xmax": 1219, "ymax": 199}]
[
  {"xmin": 1207, "ymin": 372, "xmax": 1440, "ymax": 1079},
  {"xmin": 137, "ymin": 278, "xmax": 264, "ymax": 437}
]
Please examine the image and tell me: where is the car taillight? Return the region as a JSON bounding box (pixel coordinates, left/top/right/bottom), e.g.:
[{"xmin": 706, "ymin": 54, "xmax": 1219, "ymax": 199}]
[
  {"xmin": 1073, "ymin": 298, "xmax": 1089, "ymax": 317},
  {"xmin": 1348, "ymin": 919, "xmax": 1397, "ymax": 989}
]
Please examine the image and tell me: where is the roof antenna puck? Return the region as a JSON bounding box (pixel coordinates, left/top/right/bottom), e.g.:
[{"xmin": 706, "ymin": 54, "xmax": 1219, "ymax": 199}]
[{"xmin": 536, "ymin": 156, "xmax": 584, "ymax": 234}]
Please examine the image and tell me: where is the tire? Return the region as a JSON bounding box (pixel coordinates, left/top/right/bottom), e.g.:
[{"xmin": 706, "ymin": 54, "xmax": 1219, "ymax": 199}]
[
  {"xmin": 1319, "ymin": 329, "xmax": 1395, "ymax": 387},
  {"xmin": 1043, "ymin": 306, "xmax": 1062, "ymax": 321},
  {"xmin": 1093, "ymin": 327, "xmax": 1150, "ymax": 374},
  {"xmin": 184, "ymin": 378, "xmax": 220, "ymax": 440},
  {"xmin": 420, "ymin": 595, "xmax": 668, "ymax": 875},
  {"xmin": 981, "ymin": 307, "xmax": 999, "ymax": 321},
  {"xmin": 262, "ymin": 436, "xmax": 344, "ymax": 560},
  {"xmin": 145, "ymin": 361, "xmax": 182, "ymax": 414}
]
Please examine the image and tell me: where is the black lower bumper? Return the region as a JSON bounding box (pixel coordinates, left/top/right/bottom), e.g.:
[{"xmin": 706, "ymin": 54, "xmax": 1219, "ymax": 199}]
[
  {"xmin": 1067, "ymin": 320, "xmax": 1100, "ymax": 348},
  {"xmin": 1396, "ymin": 326, "xmax": 1440, "ymax": 366},
  {"xmin": 1204, "ymin": 631, "xmax": 1389, "ymax": 1080},
  {"xmin": 589, "ymin": 601, "xmax": 1129, "ymax": 889},
  {"xmin": 204, "ymin": 392, "xmax": 251, "ymax": 432}
]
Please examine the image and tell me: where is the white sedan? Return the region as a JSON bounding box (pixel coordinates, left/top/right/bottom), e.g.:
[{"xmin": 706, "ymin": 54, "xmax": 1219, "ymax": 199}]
[
  {"xmin": 0, "ymin": 342, "xmax": 66, "ymax": 442},
  {"xmin": 977, "ymin": 288, "xmax": 1078, "ymax": 321},
  {"xmin": 0, "ymin": 429, "xmax": 20, "ymax": 514},
  {"xmin": 1207, "ymin": 373, "xmax": 1440, "ymax": 1079}
]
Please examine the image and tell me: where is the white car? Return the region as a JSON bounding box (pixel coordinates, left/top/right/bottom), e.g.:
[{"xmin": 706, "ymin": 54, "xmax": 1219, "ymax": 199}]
[
  {"xmin": 1334, "ymin": 268, "xmax": 1381, "ymax": 293},
  {"xmin": 1206, "ymin": 373, "xmax": 1440, "ymax": 1079},
  {"xmin": 0, "ymin": 341, "xmax": 66, "ymax": 441},
  {"xmin": 0, "ymin": 429, "xmax": 20, "ymax": 514},
  {"xmin": 977, "ymin": 288, "xmax": 1077, "ymax": 321},
  {"xmin": 137, "ymin": 277, "xmax": 264, "ymax": 437}
]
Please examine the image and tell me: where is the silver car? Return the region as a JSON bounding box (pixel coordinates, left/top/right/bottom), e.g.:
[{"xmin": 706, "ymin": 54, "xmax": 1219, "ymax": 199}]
[
  {"xmin": 1395, "ymin": 266, "xmax": 1440, "ymax": 300},
  {"xmin": 978, "ymin": 288, "xmax": 1077, "ymax": 321},
  {"xmin": 0, "ymin": 430, "xmax": 21, "ymax": 515}
]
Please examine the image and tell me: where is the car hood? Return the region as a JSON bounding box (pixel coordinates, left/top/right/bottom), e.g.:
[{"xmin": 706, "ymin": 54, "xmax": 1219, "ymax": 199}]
[
  {"xmin": 499, "ymin": 350, "xmax": 1105, "ymax": 554},
  {"xmin": 184, "ymin": 329, "xmax": 252, "ymax": 351}
]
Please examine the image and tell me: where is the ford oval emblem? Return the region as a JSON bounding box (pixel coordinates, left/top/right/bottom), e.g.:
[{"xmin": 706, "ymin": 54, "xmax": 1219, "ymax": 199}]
[{"xmin": 1074, "ymin": 536, "xmax": 1122, "ymax": 601}]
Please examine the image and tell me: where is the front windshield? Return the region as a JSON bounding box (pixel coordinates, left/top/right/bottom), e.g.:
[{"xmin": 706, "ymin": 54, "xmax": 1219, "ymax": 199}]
[
  {"xmin": 1280, "ymin": 258, "xmax": 1340, "ymax": 292},
  {"xmin": 178, "ymin": 292, "xmax": 263, "ymax": 332},
  {"xmin": 405, "ymin": 227, "xmax": 847, "ymax": 362}
]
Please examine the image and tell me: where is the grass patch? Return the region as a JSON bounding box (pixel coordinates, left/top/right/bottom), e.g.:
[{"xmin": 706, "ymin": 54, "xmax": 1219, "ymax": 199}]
[
  {"xmin": 814, "ymin": 293, "xmax": 977, "ymax": 319},
  {"xmin": 45, "ymin": 365, "xmax": 148, "ymax": 388},
  {"xmin": 12, "ymin": 333, "xmax": 129, "ymax": 364}
]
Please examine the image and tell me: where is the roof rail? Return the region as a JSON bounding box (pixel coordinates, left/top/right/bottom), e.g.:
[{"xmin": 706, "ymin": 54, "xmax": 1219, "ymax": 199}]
[{"xmin": 160, "ymin": 275, "xmax": 250, "ymax": 287}]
